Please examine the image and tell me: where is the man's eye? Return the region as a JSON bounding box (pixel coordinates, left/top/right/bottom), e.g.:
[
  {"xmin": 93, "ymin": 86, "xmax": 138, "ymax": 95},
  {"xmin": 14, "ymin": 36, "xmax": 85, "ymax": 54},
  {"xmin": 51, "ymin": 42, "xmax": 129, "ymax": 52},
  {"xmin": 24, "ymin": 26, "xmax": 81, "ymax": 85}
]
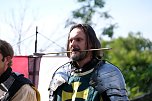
[
  {"xmin": 76, "ymin": 38, "xmax": 81, "ymax": 42},
  {"xmin": 69, "ymin": 39, "xmax": 73, "ymax": 43}
]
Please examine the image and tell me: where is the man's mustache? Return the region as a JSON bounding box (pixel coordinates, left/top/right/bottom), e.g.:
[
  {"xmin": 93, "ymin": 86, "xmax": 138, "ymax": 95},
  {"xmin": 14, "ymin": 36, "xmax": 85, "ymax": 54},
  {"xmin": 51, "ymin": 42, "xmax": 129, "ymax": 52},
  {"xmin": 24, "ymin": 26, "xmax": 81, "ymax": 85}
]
[{"xmin": 72, "ymin": 48, "xmax": 80, "ymax": 51}]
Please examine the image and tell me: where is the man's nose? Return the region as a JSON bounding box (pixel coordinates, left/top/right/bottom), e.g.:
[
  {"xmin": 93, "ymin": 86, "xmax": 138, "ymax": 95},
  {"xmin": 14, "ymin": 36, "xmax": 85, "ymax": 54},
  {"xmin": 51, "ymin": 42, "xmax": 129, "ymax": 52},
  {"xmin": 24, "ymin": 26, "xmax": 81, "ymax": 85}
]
[{"xmin": 71, "ymin": 40, "xmax": 77, "ymax": 46}]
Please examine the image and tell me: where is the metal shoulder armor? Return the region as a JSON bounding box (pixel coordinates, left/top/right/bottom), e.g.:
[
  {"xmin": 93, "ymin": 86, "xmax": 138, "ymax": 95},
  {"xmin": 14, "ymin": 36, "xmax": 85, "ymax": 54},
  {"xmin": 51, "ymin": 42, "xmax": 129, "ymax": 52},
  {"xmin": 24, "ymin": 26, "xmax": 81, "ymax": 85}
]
[
  {"xmin": 48, "ymin": 61, "xmax": 72, "ymax": 101},
  {"xmin": 90, "ymin": 61, "xmax": 129, "ymax": 100}
]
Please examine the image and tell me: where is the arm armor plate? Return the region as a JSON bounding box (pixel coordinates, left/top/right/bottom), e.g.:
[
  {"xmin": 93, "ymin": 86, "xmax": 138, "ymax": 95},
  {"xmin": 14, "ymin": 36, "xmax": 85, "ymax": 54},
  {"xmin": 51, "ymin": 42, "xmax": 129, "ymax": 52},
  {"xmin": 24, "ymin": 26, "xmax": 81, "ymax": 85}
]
[{"xmin": 90, "ymin": 61, "xmax": 129, "ymax": 100}]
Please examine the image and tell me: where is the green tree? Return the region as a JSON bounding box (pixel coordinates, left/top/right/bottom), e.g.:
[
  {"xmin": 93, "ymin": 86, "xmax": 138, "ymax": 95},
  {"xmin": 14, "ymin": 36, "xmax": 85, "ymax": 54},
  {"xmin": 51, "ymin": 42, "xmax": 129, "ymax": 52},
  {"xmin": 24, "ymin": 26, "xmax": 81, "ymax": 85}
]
[
  {"xmin": 102, "ymin": 32, "xmax": 152, "ymax": 100},
  {"xmin": 65, "ymin": 0, "xmax": 117, "ymax": 38}
]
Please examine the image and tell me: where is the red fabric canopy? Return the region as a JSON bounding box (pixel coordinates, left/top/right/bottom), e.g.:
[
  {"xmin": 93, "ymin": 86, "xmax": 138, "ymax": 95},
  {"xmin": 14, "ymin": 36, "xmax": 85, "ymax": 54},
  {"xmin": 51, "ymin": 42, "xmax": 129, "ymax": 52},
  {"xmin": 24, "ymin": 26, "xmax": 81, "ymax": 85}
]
[
  {"xmin": 12, "ymin": 56, "xmax": 28, "ymax": 78},
  {"xmin": 12, "ymin": 56, "xmax": 41, "ymax": 88}
]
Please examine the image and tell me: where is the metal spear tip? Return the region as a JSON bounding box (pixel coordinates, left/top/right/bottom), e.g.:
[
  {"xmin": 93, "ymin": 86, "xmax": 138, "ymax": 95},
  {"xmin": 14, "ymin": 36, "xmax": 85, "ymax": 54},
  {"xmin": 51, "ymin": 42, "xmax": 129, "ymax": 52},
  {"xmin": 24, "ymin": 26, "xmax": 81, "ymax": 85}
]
[{"xmin": 33, "ymin": 53, "xmax": 46, "ymax": 56}]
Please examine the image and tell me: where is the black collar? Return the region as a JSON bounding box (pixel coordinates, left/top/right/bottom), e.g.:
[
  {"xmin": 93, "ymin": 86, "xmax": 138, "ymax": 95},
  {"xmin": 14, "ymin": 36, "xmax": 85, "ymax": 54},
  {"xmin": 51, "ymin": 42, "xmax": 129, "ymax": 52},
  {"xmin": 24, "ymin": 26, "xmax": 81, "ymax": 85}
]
[
  {"xmin": 0, "ymin": 67, "xmax": 12, "ymax": 83},
  {"xmin": 71, "ymin": 58, "xmax": 100, "ymax": 73}
]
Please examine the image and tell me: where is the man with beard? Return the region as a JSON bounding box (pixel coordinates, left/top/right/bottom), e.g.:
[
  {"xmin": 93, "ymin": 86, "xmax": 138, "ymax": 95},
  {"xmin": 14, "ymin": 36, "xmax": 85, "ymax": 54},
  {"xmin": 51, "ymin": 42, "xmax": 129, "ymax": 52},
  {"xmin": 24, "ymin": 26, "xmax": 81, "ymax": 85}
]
[{"xmin": 48, "ymin": 24, "xmax": 129, "ymax": 101}]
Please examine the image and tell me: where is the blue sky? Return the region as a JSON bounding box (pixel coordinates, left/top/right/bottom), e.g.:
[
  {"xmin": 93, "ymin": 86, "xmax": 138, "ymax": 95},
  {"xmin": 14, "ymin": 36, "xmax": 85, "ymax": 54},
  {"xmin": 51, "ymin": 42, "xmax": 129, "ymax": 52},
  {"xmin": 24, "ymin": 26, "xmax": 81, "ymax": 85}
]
[
  {"xmin": 0, "ymin": 0, "xmax": 152, "ymax": 55},
  {"xmin": 105, "ymin": 0, "xmax": 152, "ymax": 39}
]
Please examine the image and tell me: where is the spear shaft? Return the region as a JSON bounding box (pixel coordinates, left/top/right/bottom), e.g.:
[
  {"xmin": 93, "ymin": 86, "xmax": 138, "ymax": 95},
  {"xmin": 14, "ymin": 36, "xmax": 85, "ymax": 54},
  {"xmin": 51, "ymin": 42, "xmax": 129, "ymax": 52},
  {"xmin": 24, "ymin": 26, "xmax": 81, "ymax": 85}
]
[{"xmin": 34, "ymin": 48, "xmax": 111, "ymax": 56}]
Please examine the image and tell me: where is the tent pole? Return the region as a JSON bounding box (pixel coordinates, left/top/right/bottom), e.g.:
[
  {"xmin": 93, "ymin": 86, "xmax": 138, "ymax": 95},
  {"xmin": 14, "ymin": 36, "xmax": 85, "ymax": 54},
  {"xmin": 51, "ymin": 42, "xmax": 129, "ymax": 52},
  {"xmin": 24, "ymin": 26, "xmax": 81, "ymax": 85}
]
[{"xmin": 35, "ymin": 26, "xmax": 38, "ymax": 53}]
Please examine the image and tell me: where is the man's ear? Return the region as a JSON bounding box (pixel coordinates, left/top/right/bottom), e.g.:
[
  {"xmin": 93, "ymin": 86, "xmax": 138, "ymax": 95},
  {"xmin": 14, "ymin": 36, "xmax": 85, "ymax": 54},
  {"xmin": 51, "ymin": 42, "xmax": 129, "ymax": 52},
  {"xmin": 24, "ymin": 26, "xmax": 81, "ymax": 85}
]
[{"xmin": 5, "ymin": 56, "xmax": 12, "ymax": 63}]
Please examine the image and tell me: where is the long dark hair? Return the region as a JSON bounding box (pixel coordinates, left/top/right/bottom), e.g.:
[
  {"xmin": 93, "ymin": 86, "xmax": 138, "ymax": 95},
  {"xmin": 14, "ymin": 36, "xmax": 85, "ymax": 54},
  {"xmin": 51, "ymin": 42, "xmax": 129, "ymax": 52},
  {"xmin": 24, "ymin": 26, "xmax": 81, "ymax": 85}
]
[{"xmin": 66, "ymin": 24, "xmax": 101, "ymax": 58}]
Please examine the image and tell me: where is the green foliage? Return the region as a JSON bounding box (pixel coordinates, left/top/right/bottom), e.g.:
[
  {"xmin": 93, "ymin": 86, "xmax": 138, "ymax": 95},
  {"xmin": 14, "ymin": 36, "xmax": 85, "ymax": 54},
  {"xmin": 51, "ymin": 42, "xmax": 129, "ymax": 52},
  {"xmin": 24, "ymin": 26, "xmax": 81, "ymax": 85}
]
[
  {"xmin": 94, "ymin": 0, "xmax": 105, "ymax": 7},
  {"xmin": 102, "ymin": 24, "xmax": 117, "ymax": 38},
  {"xmin": 102, "ymin": 32, "xmax": 152, "ymax": 99},
  {"xmin": 66, "ymin": 0, "xmax": 115, "ymax": 38}
]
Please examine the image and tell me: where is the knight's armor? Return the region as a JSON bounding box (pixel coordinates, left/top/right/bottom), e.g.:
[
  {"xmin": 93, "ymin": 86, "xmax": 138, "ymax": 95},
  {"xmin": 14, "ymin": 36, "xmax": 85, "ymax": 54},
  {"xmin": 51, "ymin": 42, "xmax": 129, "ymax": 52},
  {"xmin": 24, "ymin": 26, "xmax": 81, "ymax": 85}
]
[
  {"xmin": 48, "ymin": 62, "xmax": 72, "ymax": 101},
  {"xmin": 48, "ymin": 59, "xmax": 129, "ymax": 101},
  {"xmin": 89, "ymin": 60, "xmax": 129, "ymax": 100}
]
